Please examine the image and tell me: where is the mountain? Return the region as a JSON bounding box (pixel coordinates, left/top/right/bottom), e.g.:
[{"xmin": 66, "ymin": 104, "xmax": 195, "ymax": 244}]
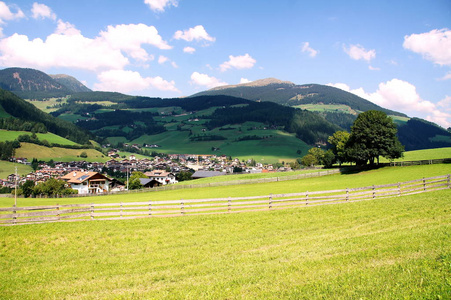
[
  {"xmin": 0, "ymin": 88, "xmax": 93, "ymax": 144},
  {"xmin": 192, "ymin": 78, "xmax": 407, "ymax": 117},
  {"xmin": 50, "ymin": 74, "xmax": 92, "ymax": 93},
  {"xmin": 0, "ymin": 67, "xmax": 90, "ymax": 99}
]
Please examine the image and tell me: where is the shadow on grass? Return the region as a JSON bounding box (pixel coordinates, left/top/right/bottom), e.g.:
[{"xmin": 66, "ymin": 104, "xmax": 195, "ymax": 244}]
[{"xmin": 338, "ymin": 164, "xmax": 388, "ymax": 175}]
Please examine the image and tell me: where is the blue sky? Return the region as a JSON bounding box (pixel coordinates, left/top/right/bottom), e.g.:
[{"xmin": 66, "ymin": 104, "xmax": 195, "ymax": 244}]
[{"xmin": 0, "ymin": 0, "xmax": 450, "ymax": 127}]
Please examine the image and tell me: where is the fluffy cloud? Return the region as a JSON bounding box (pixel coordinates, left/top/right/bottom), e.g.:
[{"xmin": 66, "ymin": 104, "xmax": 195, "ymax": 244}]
[
  {"xmin": 0, "ymin": 22, "xmax": 172, "ymax": 70},
  {"xmin": 31, "ymin": 2, "xmax": 56, "ymax": 20},
  {"xmin": 190, "ymin": 72, "xmax": 227, "ymax": 89},
  {"xmin": 240, "ymin": 78, "xmax": 251, "ymax": 84},
  {"xmin": 301, "ymin": 42, "xmax": 318, "ymax": 58},
  {"xmin": 100, "ymin": 23, "xmax": 171, "ymax": 61},
  {"xmin": 0, "ymin": 1, "xmax": 25, "ymax": 24},
  {"xmin": 144, "ymin": 0, "xmax": 178, "ymax": 12},
  {"xmin": 344, "ymin": 44, "xmax": 376, "ymax": 62},
  {"xmin": 158, "ymin": 55, "xmax": 178, "ymax": 68},
  {"xmin": 328, "ymin": 79, "xmax": 451, "ymax": 128},
  {"xmin": 174, "ymin": 25, "xmax": 215, "ymax": 42},
  {"xmin": 403, "ymin": 28, "xmax": 451, "ymax": 66},
  {"xmin": 438, "ymin": 72, "xmax": 451, "ymax": 81},
  {"xmin": 220, "ymin": 53, "xmax": 256, "ymax": 72},
  {"xmin": 183, "ymin": 46, "xmax": 196, "ymax": 54},
  {"xmin": 94, "ymin": 69, "xmax": 179, "ymax": 93}
]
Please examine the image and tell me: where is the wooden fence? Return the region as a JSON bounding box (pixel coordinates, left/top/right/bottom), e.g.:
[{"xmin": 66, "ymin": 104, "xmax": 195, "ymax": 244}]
[{"xmin": 1, "ymin": 174, "xmax": 449, "ymax": 226}]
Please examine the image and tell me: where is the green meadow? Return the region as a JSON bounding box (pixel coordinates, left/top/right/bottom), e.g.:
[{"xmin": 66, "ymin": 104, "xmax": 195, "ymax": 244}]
[
  {"xmin": 0, "ymin": 129, "xmax": 78, "ymax": 145},
  {"xmin": 14, "ymin": 143, "xmax": 108, "ymax": 163},
  {"xmin": 1, "ymin": 187, "xmax": 450, "ymax": 299},
  {"xmin": 0, "ymin": 161, "xmax": 32, "ymax": 179}
]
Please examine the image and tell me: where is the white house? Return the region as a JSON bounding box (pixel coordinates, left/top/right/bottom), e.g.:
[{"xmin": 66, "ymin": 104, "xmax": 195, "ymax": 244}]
[
  {"xmin": 144, "ymin": 170, "xmax": 178, "ymax": 185},
  {"xmin": 61, "ymin": 171, "xmax": 112, "ymax": 195}
]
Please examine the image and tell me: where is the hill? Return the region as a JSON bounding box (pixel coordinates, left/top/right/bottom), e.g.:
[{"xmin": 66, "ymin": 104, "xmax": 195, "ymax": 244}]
[
  {"xmin": 49, "ymin": 74, "xmax": 92, "ymax": 93},
  {"xmin": 192, "ymin": 78, "xmax": 407, "ymax": 117},
  {"xmin": 0, "ymin": 67, "xmax": 90, "ymax": 99},
  {"xmin": 0, "ymin": 88, "xmax": 93, "ymax": 144}
]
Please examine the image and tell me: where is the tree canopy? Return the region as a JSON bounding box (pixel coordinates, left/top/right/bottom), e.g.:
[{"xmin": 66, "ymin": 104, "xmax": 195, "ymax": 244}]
[{"xmin": 346, "ymin": 110, "xmax": 404, "ymax": 165}]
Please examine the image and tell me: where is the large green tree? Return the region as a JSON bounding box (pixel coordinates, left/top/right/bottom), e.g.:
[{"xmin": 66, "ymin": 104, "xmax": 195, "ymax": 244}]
[{"xmin": 346, "ymin": 110, "xmax": 404, "ymax": 165}]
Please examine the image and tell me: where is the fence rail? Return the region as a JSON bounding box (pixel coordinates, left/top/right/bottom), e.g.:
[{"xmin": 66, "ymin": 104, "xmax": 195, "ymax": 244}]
[{"xmin": 1, "ymin": 174, "xmax": 449, "ymax": 226}]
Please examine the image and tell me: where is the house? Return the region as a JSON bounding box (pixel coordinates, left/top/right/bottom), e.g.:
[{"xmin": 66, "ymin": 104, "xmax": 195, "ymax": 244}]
[
  {"xmin": 139, "ymin": 178, "xmax": 162, "ymax": 188},
  {"xmin": 60, "ymin": 171, "xmax": 112, "ymax": 195},
  {"xmin": 144, "ymin": 170, "xmax": 178, "ymax": 185}
]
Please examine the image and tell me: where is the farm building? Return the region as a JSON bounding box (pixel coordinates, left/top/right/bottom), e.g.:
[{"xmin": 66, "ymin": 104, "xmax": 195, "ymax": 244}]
[{"xmin": 144, "ymin": 170, "xmax": 178, "ymax": 185}]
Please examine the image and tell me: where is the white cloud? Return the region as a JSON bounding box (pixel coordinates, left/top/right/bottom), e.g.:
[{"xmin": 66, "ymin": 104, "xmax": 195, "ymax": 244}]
[
  {"xmin": 158, "ymin": 55, "xmax": 169, "ymax": 64},
  {"xmin": 158, "ymin": 55, "xmax": 178, "ymax": 68},
  {"xmin": 240, "ymin": 78, "xmax": 251, "ymax": 84},
  {"xmin": 344, "ymin": 44, "xmax": 376, "ymax": 62},
  {"xmin": 219, "ymin": 53, "xmax": 256, "ymax": 72},
  {"xmin": 301, "ymin": 42, "xmax": 318, "ymax": 58},
  {"xmin": 174, "ymin": 25, "xmax": 215, "ymax": 42},
  {"xmin": 0, "ymin": 32, "xmax": 129, "ymax": 71},
  {"xmin": 190, "ymin": 72, "xmax": 227, "ymax": 89},
  {"xmin": 144, "ymin": 0, "xmax": 178, "ymax": 12},
  {"xmin": 0, "ymin": 22, "xmax": 172, "ymax": 70},
  {"xmin": 368, "ymin": 65, "xmax": 380, "ymax": 71},
  {"xmin": 94, "ymin": 69, "xmax": 179, "ymax": 93},
  {"xmin": 438, "ymin": 72, "xmax": 451, "ymax": 81},
  {"xmin": 328, "ymin": 79, "xmax": 451, "ymax": 128},
  {"xmin": 183, "ymin": 46, "xmax": 196, "ymax": 54},
  {"xmin": 31, "ymin": 2, "xmax": 56, "ymax": 20},
  {"xmin": 100, "ymin": 23, "xmax": 172, "ymax": 61},
  {"xmin": 0, "ymin": 2, "xmax": 25, "ymax": 24},
  {"xmin": 55, "ymin": 20, "xmax": 80, "ymax": 35},
  {"xmin": 403, "ymin": 28, "xmax": 451, "ymax": 66}
]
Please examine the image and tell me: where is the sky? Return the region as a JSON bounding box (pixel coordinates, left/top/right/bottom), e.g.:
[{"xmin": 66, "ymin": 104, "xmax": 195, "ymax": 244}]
[{"xmin": 0, "ymin": 0, "xmax": 450, "ymax": 128}]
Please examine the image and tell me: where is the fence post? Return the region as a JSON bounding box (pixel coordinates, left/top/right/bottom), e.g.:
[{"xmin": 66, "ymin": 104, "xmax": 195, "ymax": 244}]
[
  {"xmin": 12, "ymin": 204, "xmax": 16, "ymax": 225},
  {"xmin": 228, "ymin": 197, "xmax": 231, "ymax": 212},
  {"xmin": 346, "ymin": 188, "xmax": 349, "ymax": 201},
  {"xmin": 306, "ymin": 191, "xmax": 309, "ymax": 205},
  {"xmin": 447, "ymin": 174, "xmax": 450, "ymax": 189},
  {"xmin": 269, "ymin": 194, "xmax": 272, "ymax": 209},
  {"xmin": 372, "ymin": 185, "xmax": 376, "ymax": 199},
  {"xmin": 90, "ymin": 203, "xmax": 94, "ymax": 220},
  {"xmin": 120, "ymin": 202, "xmax": 123, "ymax": 217},
  {"xmin": 57, "ymin": 203, "xmax": 60, "ymax": 221},
  {"xmin": 149, "ymin": 200, "xmax": 152, "ymax": 216},
  {"xmin": 398, "ymin": 183, "xmax": 401, "ymax": 197},
  {"xmin": 181, "ymin": 199, "xmax": 184, "ymax": 215},
  {"xmin": 423, "ymin": 178, "xmax": 426, "ymax": 191}
]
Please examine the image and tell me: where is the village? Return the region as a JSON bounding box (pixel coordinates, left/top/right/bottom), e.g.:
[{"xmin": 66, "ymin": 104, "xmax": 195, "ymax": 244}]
[{"xmin": 1, "ymin": 153, "xmax": 294, "ymax": 196}]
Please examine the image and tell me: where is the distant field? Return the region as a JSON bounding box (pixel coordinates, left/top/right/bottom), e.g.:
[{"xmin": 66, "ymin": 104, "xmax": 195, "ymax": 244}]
[
  {"xmin": 1, "ymin": 188, "xmax": 449, "ymax": 298},
  {"xmin": 296, "ymin": 103, "xmax": 358, "ymax": 114},
  {"xmin": 132, "ymin": 128, "xmax": 308, "ymax": 164},
  {"xmin": 0, "ymin": 130, "xmax": 78, "ymax": 146},
  {"xmin": 0, "ymin": 161, "xmax": 32, "ymax": 179},
  {"xmin": 14, "ymin": 143, "xmax": 108, "ymax": 163},
  {"xmin": 25, "ymin": 98, "xmax": 68, "ymax": 113},
  {"xmin": 381, "ymin": 147, "xmax": 451, "ymax": 162}
]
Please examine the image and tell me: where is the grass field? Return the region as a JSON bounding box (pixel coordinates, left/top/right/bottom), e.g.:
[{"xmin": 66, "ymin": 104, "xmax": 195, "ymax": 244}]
[
  {"xmin": 381, "ymin": 147, "xmax": 451, "ymax": 162},
  {"xmin": 14, "ymin": 143, "xmax": 108, "ymax": 163},
  {"xmin": 0, "ymin": 130, "xmax": 78, "ymax": 145},
  {"xmin": 1, "ymin": 188, "xmax": 449, "ymax": 299},
  {"xmin": 0, "ymin": 161, "xmax": 32, "ymax": 179}
]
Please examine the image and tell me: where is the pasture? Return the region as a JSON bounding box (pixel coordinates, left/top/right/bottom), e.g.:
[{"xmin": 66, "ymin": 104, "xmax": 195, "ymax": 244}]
[
  {"xmin": 0, "ymin": 161, "xmax": 32, "ymax": 180},
  {"xmin": 0, "ymin": 130, "xmax": 78, "ymax": 145},
  {"xmin": 14, "ymin": 143, "xmax": 108, "ymax": 163},
  {"xmin": 1, "ymin": 188, "xmax": 450, "ymax": 299}
]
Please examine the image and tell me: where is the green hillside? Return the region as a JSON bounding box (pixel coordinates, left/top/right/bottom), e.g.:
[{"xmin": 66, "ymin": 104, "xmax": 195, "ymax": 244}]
[
  {"xmin": 0, "ymin": 89, "xmax": 93, "ymax": 144},
  {"xmin": 193, "ymin": 78, "xmax": 406, "ymax": 117},
  {"xmin": 0, "ymin": 129, "xmax": 78, "ymax": 145}
]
